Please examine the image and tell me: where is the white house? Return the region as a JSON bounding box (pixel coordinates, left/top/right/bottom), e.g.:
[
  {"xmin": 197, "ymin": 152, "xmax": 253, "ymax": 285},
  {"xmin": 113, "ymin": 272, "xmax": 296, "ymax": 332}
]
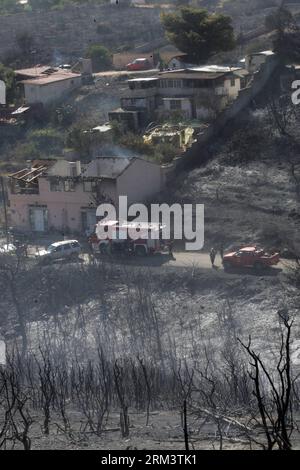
[{"xmin": 15, "ymin": 66, "xmax": 82, "ymax": 105}]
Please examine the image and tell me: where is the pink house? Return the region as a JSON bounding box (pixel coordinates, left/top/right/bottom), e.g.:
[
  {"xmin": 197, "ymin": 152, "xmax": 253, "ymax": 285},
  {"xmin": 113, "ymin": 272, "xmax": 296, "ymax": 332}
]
[{"xmin": 7, "ymin": 157, "xmax": 164, "ymax": 234}]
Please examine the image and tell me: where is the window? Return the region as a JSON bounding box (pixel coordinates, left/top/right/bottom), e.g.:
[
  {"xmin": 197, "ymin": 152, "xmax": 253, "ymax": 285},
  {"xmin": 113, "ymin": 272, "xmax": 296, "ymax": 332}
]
[
  {"xmin": 170, "ymin": 100, "xmax": 182, "ymax": 111},
  {"xmin": 230, "ymin": 77, "xmax": 236, "ymax": 87},
  {"xmin": 53, "ymin": 246, "xmax": 63, "ymax": 253},
  {"xmin": 83, "ymin": 181, "xmax": 97, "ymax": 192},
  {"xmin": 63, "ymin": 244, "xmax": 72, "ymax": 251},
  {"xmin": 50, "ymin": 180, "xmax": 62, "ymax": 192},
  {"xmin": 64, "ymin": 180, "xmax": 75, "ymax": 192}
]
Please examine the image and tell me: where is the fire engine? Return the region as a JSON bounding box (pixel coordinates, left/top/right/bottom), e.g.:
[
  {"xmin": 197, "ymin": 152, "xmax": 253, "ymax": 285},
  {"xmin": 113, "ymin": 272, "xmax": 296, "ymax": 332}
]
[{"xmin": 88, "ymin": 220, "xmax": 171, "ymax": 256}]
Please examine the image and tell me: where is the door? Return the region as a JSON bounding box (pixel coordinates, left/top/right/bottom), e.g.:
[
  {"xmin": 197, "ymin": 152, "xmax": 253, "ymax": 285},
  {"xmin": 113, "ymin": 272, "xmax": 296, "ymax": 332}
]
[
  {"xmin": 31, "ymin": 208, "xmax": 46, "ymax": 232},
  {"xmin": 87, "ymin": 211, "xmax": 96, "ymax": 233},
  {"xmin": 82, "ymin": 210, "xmax": 96, "ymax": 235}
]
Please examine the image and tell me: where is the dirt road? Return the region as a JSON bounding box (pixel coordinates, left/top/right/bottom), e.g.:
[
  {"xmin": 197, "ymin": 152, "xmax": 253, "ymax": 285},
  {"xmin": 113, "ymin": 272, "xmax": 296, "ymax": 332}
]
[
  {"xmin": 85, "ymin": 250, "xmax": 294, "ymax": 276},
  {"xmin": 94, "ymin": 69, "xmax": 158, "ymax": 79},
  {"xmin": 25, "ymin": 238, "xmax": 295, "ymax": 274}
]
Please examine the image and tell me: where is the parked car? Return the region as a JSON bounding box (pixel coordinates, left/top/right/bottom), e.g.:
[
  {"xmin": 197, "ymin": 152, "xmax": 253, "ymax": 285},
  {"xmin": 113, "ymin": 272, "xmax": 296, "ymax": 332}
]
[
  {"xmin": 222, "ymin": 246, "xmax": 280, "ymax": 271},
  {"xmin": 126, "ymin": 58, "xmax": 151, "ymax": 71},
  {"xmin": 35, "ymin": 240, "xmax": 81, "ymax": 263},
  {"xmin": 58, "ymin": 64, "xmax": 72, "ymax": 70}
]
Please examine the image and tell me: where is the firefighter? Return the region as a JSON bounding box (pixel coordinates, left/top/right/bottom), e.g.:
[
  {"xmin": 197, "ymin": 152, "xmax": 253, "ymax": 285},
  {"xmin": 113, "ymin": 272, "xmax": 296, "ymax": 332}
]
[{"xmin": 210, "ymin": 247, "xmax": 216, "ymax": 267}]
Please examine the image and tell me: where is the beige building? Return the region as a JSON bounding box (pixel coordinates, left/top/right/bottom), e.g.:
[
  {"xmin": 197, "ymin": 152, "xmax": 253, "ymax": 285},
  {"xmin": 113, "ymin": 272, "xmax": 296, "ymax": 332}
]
[{"xmin": 8, "ymin": 157, "xmax": 164, "ymax": 234}]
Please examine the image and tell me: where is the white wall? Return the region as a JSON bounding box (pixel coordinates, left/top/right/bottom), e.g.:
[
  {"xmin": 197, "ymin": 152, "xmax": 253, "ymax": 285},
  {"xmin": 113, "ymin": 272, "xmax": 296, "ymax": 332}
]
[
  {"xmin": 223, "ymin": 76, "xmax": 241, "ymax": 99},
  {"xmin": 117, "ymin": 159, "xmax": 163, "ymax": 205},
  {"xmin": 24, "ymin": 75, "xmax": 82, "ymax": 105},
  {"xmin": 0, "ymin": 79, "xmax": 6, "ymax": 105}
]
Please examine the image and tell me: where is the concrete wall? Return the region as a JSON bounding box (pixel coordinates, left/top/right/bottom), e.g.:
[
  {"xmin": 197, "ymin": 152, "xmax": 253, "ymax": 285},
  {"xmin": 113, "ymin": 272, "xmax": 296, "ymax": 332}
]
[
  {"xmin": 8, "ymin": 177, "xmax": 116, "ymax": 232},
  {"xmin": 24, "ymin": 75, "xmax": 82, "ymax": 105},
  {"xmin": 161, "ymin": 97, "xmax": 192, "ymax": 119},
  {"xmin": 117, "ymin": 158, "xmax": 163, "ymax": 205},
  {"xmin": 222, "ymin": 76, "xmax": 241, "ymax": 99}
]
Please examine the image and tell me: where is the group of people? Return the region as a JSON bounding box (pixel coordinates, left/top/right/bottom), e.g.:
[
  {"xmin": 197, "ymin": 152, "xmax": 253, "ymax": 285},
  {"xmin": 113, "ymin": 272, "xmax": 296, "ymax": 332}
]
[{"xmin": 210, "ymin": 245, "xmax": 224, "ymax": 267}]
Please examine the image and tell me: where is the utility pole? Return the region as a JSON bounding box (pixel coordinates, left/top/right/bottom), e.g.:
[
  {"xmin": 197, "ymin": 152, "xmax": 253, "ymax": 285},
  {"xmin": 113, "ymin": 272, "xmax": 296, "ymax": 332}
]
[{"xmin": 0, "ymin": 176, "xmax": 9, "ymax": 246}]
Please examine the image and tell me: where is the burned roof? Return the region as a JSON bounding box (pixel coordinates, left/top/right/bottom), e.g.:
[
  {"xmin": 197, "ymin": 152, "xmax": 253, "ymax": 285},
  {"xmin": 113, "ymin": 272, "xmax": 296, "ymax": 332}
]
[
  {"xmin": 15, "ymin": 66, "xmax": 55, "ymax": 78},
  {"xmin": 9, "ymin": 160, "xmax": 55, "ymax": 184},
  {"xmin": 21, "ymin": 71, "xmax": 81, "ymax": 86},
  {"xmin": 15, "ymin": 65, "xmax": 81, "ymax": 86}
]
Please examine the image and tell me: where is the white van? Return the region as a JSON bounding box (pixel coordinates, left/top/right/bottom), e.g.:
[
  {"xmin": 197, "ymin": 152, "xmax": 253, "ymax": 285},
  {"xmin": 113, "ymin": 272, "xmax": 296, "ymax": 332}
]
[{"xmin": 36, "ymin": 240, "xmax": 81, "ymax": 262}]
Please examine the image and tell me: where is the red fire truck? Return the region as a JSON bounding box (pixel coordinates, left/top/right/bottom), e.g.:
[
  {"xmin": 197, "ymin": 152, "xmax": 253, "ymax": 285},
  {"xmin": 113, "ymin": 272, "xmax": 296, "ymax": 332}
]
[{"xmin": 88, "ymin": 220, "xmax": 171, "ymax": 256}]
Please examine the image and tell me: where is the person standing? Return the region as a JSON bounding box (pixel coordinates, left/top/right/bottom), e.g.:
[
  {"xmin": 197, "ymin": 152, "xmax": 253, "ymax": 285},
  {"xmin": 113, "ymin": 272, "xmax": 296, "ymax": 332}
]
[
  {"xmin": 210, "ymin": 247, "xmax": 216, "ymax": 267},
  {"xmin": 168, "ymin": 240, "xmax": 175, "ymax": 260}
]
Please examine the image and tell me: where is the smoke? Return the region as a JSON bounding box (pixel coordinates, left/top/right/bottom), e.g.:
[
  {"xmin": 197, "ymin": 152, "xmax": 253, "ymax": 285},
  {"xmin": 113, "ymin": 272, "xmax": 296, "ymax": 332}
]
[
  {"xmin": 52, "ymin": 49, "xmax": 64, "ymax": 66},
  {"xmin": 95, "ymin": 143, "xmax": 140, "ymax": 159}
]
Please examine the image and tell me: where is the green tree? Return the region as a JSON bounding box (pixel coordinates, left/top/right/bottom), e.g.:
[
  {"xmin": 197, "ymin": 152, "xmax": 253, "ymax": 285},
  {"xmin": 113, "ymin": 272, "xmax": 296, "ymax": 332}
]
[
  {"xmin": 161, "ymin": 7, "xmax": 235, "ymax": 63},
  {"xmin": 86, "ymin": 44, "xmax": 112, "ymax": 72}
]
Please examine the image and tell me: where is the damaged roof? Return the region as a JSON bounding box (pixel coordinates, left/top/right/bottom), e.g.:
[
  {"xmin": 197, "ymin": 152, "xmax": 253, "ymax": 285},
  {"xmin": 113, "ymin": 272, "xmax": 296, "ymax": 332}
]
[
  {"xmin": 15, "ymin": 66, "xmax": 55, "ymax": 78},
  {"xmin": 9, "ymin": 160, "xmax": 55, "ymax": 184},
  {"xmin": 15, "ymin": 65, "xmax": 81, "ymax": 86}
]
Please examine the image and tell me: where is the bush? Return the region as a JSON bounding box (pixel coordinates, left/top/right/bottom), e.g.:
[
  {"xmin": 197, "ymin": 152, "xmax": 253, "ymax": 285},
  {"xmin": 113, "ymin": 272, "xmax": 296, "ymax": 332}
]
[
  {"xmin": 27, "ymin": 127, "xmax": 64, "ymax": 153},
  {"xmin": 86, "ymin": 44, "xmax": 112, "ymax": 73}
]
